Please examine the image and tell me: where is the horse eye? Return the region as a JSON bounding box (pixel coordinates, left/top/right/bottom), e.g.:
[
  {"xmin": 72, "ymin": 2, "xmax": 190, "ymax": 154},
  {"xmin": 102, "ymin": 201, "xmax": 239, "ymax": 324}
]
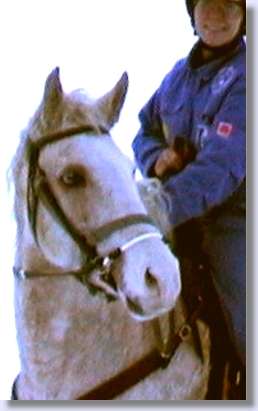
[{"xmin": 60, "ymin": 167, "xmax": 86, "ymax": 187}]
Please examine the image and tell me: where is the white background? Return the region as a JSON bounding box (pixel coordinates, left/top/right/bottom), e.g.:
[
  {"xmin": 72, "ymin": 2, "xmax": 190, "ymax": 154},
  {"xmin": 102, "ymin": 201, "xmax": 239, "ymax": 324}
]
[{"xmin": 0, "ymin": 0, "xmax": 256, "ymax": 408}]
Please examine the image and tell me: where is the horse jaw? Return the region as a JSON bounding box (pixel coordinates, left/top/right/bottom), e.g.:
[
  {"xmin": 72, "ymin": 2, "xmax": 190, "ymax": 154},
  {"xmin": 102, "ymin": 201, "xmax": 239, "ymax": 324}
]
[
  {"xmin": 34, "ymin": 205, "xmax": 82, "ymax": 270},
  {"xmin": 14, "ymin": 210, "xmax": 82, "ymax": 275}
]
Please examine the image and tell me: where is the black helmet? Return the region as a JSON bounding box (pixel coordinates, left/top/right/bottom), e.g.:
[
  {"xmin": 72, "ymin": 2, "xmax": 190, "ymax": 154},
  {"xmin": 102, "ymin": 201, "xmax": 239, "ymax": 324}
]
[
  {"xmin": 186, "ymin": 0, "xmax": 246, "ymax": 35},
  {"xmin": 186, "ymin": 0, "xmax": 197, "ymax": 30}
]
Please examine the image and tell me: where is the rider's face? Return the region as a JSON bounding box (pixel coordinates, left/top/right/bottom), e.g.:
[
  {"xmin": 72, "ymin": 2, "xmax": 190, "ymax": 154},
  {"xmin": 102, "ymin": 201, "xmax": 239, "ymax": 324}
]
[{"xmin": 194, "ymin": 0, "xmax": 244, "ymax": 47}]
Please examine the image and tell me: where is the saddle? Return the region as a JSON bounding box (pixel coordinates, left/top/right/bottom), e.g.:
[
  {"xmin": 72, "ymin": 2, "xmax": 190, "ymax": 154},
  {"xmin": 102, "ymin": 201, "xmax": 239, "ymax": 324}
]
[{"xmin": 172, "ymin": 219, "xmax": 246, "ymax": 400}]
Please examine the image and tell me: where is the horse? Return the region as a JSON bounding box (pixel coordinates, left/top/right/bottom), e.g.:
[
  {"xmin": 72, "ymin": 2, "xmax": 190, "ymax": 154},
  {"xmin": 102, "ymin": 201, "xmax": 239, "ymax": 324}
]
[{"xmin": 10, "ymin": 68, "xmax": 210, "ymax": 400}]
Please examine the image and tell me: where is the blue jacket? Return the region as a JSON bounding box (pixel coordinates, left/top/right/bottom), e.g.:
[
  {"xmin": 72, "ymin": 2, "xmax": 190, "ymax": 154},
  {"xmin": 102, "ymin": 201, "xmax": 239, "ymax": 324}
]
[
  {"xmin": 132, "ymin": 39, "xmax": 246, "ymax": 229},
  {"xmin": 133, "ymin": 39, "xmax": 246, "ymax": 361}
]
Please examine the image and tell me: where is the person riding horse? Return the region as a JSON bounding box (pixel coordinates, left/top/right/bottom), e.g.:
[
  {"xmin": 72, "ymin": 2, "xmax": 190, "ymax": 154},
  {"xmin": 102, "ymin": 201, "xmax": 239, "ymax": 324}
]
[{"xmin": 132, "ymin": 0, "xmax": 246, "ymax": 399}]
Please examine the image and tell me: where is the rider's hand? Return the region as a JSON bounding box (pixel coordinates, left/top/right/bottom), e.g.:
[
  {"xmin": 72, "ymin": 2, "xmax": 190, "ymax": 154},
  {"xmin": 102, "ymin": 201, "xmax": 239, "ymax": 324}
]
[
  {"xmin": 154, "ymin": 137, "xmax": 197, "ymax": 179},
  {"xmin": 154, "ymin": 147, "xmax": 183, "ymax": 178}
]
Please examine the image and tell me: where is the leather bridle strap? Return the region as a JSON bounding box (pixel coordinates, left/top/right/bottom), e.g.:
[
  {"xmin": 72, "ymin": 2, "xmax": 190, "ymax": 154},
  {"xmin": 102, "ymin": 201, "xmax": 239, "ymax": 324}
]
[
  {"xmin": 92, "ymin": 214, "xmax": 158, "ymax": 243},
  {"xmin": 35, "ymin": 176, "xmax": 97, "ymax": 259},
  {"xmin": 25, "ymin": 124, "xmax": 160, "ymax": 290},
  {"xmin": 26, "ymin": 125, "xmax": 158, "ymax": 251},
  {"xmin": 13, "ymin": 231, "xmax": 162, "ymax": 284},
  {"xmin": 26, "ymin": 125, "xmax": 107, "ymax": 250},
  {"xmin": 30, "ymin": 125, "xmax": 107, "ymax": 150}
]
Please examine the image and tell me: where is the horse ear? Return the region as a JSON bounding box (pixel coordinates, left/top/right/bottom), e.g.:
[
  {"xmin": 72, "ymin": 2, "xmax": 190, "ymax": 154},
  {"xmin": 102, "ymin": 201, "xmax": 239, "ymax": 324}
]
[
  {"xmin": 43, "ymin": 67, "xmax": 63, "ymax": 113},
  {"xmin": 96, "ymin": 72, "xmax": 129, "ymax": 129}
]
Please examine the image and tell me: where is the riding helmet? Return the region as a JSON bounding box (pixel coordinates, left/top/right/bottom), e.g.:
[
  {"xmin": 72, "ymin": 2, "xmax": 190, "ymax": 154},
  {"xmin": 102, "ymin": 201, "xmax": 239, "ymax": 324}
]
[{"xmin": 185, "ymin": 0, "xmax": 246, "ymax": 35}]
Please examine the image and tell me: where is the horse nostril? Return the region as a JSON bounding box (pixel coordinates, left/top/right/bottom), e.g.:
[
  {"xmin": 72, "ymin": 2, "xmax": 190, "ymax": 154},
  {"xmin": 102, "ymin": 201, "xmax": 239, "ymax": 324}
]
[
  {"xmin": 145, "ymin": 269, "xmax": 158, "ymax": 289},
  {"xmin": 126, "ymin": 296, "xmax": 144, "ymax": 315}
]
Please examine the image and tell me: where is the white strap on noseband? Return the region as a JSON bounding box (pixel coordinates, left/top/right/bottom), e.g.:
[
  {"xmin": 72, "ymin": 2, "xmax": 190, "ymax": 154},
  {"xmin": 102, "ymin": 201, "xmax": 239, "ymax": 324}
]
[
  {"xmin": 120, "ymin": 232, "xmax": 163, "ymax": 252},
  {"xmin": 101, "ymin": 231, "xmax": 163, "ymax": 270},
  {"xmin": 14, "ymin": 233, "xmax": 164, "ymax": 283}
]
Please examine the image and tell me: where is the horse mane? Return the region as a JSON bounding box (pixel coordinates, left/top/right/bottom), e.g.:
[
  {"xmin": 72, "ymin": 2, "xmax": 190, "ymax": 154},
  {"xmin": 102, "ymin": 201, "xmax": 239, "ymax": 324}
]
[{"xmin": 9, "ymin": 128, "xmax": 28, "ymax": 237}]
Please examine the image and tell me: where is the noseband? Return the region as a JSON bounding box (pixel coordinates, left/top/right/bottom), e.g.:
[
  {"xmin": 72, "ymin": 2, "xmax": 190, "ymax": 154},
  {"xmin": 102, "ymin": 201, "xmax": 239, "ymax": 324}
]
[{"xmin": 14, "ymin": 125, "xmax": 162, "ymax": 295}]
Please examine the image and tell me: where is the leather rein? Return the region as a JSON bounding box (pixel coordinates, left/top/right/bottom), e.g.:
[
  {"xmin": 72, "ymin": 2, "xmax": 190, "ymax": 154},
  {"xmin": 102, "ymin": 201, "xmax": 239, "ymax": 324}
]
[{"xmin": 12, "ymin": 125, "xmax": 203, "ymax": 400}]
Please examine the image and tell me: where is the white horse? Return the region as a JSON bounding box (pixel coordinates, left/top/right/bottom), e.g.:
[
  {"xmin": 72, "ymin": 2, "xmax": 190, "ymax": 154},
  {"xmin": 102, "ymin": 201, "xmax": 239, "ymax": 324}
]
[{"xmin": 10, "ymin": 68, "xmax": 209, "ymax": 400}]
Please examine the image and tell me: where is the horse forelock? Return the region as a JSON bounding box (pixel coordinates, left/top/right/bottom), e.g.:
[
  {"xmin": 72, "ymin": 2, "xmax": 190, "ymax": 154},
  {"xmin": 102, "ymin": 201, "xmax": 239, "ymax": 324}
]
[
  {"xmin": 27, "ymin": 94, "xmax": 98, "ymax": 141},
  {"xmin": 62, "ymin": 90, "xmax": 109, "ymax": 133}
]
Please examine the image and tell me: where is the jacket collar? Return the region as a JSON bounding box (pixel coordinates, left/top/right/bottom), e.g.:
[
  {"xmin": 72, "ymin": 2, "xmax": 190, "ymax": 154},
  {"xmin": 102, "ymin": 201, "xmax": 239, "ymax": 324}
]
[{"xmin": 187, "ymin": 38, "xmax": 246, "ymax": 82}]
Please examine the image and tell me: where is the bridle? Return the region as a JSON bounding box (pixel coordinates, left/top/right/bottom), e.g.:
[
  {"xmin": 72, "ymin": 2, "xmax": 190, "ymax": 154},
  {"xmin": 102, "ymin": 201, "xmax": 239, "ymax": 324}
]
[
  {"xmin": 12, "ymin": 125, "xmax": 204, "ymax": 400},
  {"xmin": 13, "ymin": 125, "xmax": 163, "ymax": 295}
]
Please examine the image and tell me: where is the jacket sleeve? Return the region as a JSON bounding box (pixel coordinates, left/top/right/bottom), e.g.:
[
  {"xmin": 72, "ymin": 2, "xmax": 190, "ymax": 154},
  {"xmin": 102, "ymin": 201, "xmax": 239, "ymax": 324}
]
[
  {"xmin": 163, "ymin": 75, "xmax": 246, "ymax": 228},
  {"xmin": 132, "ymin": 61, "xmax": 185, "ymax": 177},
  {"xmin": 132, "ymin": 93, "xmax": 167, "ymax": 177}
]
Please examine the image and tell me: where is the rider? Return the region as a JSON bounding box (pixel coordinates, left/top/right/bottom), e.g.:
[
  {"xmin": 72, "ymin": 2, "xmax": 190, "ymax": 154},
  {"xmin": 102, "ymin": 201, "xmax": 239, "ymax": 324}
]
[{"xmin": 132, "ymin": 0, "xmax": 246, "ymax": 374}]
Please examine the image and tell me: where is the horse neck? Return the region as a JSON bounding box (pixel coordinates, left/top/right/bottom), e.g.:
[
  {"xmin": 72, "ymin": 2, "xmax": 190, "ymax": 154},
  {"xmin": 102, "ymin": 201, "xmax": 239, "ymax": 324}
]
[{"xmin": 15, "ymin": 273, "xmax": 155, "ymax": 400}]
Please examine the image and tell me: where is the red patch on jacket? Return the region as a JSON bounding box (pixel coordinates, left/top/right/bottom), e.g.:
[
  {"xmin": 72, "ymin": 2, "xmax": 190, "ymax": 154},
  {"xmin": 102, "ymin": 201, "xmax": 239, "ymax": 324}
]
[{"xmin": 217, "ymin": 122, "xmax": 233, "ymax": 138}]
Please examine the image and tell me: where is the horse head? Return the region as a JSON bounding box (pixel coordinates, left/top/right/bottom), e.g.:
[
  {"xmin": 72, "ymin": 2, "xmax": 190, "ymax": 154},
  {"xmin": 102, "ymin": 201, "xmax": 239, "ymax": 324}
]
[{"xmin": 12, "ymin": 68, "xmax": 181, "ymax": 321}]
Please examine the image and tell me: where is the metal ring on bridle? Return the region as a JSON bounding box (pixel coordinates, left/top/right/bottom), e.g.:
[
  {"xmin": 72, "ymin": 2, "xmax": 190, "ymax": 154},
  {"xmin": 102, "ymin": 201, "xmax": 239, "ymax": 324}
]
[{"xmin": 14, "ymin": 126, "xmax": 165, "ymax": 295}]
